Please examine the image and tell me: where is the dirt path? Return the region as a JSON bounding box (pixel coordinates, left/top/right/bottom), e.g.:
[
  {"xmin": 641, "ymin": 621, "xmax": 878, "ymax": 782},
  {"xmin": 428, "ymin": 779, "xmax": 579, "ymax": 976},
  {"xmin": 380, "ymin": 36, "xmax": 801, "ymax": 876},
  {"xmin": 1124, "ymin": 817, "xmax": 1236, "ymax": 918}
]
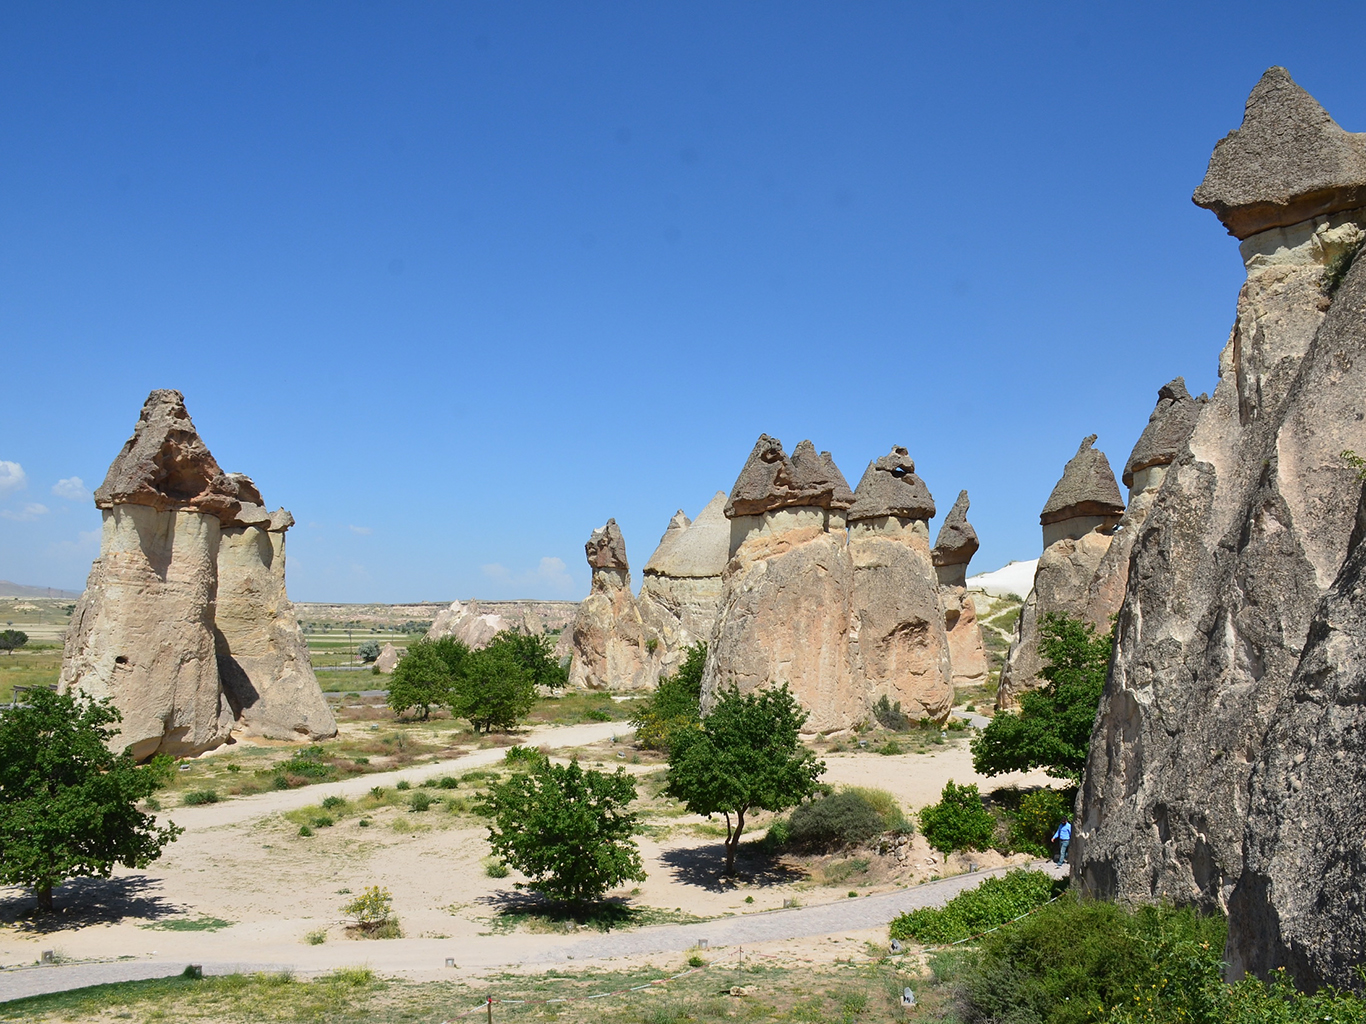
[{"xmin": 0, "ymin": 864, "xmax": 1069, "ymax": 1003}]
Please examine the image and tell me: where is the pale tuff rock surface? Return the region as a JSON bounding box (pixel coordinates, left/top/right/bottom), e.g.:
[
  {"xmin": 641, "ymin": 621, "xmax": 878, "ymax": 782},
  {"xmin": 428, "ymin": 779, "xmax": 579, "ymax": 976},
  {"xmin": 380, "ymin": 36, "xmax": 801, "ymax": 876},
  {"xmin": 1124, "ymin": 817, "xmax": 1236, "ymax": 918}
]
[
  {"xmin": 705, "ymin": 436, "xmax": 860, "ymax": 732},
  {"xmin": 933, "ymin": 492, "xmax": 988, "ymax": 690},
  {"xmin": 847, "ymin": 450, "xmax": 953, "ymax": 722},
  {"xmin": 1194, "ymin": 67, "xmax": 1366, "ymax": 240},
  {"xmin": 61, "ymin": 390, "xmax": 334, "ymax": 758},
  {"xmin": 1121, "ymin": 378, "xmax": 1205, "ymax": 489},
  {"xmin": 426, "ymin": 600, "xmax": 578, "ymax": 648},
  {"xmin": 639, "ymin": 491, "xmax": 729, "ymax": 653},
  {"xmin": 1076, "ymin": 72, "xmax": 1366, "ymax": 980},
  {"xmin": 997, "ymin": 437, "xmax": 1125, "ymax": 710},
  {"xmin": 1227, "ymin": 487, "xmax": 1366, "ymax": 989},
  {"xmin": 568, "ymin": 520, "xmax": 662, "ymax": 690},
  {"xmin": 374, "ymin": 643, "xmax": 400, "ymax": 674},
  {"xmin": 216, "ymin": 515, "xmax": 336, "ymax": 742},
  {"xmin": 62, "ymin": 504, "xmax": 233, "ymax": 761}
]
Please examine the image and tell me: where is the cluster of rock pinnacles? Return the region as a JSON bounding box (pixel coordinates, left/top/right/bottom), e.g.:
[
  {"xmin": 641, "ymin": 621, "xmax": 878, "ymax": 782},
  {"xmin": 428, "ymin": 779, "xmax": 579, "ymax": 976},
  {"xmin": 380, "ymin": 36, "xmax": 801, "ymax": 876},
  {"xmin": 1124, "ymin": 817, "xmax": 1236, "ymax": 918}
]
[
  {"xmin": 60, "ymin": 390, "xmax": 335, "ymax": 760},
  {"xmin": 570, "ymin": 67, "xmax": 1366, "ymax": 990},
  {"xmin": 567, "ymin": 438, "xmax": 987, "ymax": 733}
]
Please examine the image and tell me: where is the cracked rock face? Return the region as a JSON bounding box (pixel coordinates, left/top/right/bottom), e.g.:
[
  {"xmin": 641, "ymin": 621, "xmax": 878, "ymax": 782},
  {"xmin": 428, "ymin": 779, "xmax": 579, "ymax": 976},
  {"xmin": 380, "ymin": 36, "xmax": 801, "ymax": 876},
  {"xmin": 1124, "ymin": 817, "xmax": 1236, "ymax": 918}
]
[
  {"xmin": 1075, "ymin": 71, "xmax": 1366, "ymax": 991},
  {"xmin": 61, "ymin": 390, "xmax": 334, "ymax": 758},
  {"xmin": 933, "ymin": 492, "xmax": 987, "ymax": 691}
]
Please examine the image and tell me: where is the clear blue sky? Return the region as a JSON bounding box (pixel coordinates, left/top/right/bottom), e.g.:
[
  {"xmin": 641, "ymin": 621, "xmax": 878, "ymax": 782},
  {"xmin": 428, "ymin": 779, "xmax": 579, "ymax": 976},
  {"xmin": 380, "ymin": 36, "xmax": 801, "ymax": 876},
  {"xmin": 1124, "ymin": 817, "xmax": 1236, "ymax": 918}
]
[{"xmin": 2, "ymin": 2, "xmax": 1362, "ymax": 601}]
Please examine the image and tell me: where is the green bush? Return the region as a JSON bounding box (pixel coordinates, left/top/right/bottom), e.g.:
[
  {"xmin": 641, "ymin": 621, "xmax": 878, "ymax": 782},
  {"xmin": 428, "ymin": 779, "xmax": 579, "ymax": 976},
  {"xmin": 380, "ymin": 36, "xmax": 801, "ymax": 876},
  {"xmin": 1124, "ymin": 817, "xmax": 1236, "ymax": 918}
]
[
  {"xmin": 786, "ymin": 789, "xmax": 893, "ymax": 851},
  {"xmin": 437, "ymin": 776, "xmax": 459, "ymax": 789},
  {"xmin": 890, "ymin": 868, "xmax": 1057, "ymax": 944},
  {"xmin": 1010, "ymin": 788, "xmax": 1069, "ymax": 856},
  {"xmin": 945, "ymin": 895, "xmax": 1225, "ymax": 1024},
  {"xmin": 504, "ymin": 745, "xmax": 545, "ymax": 765},
  {"xmin": 321, "ymin": 795, "xmax": 346, "ymax": 810},
  {"xmin": 279, "ymin": 746, "xmax": 334, "ymax": 779},
  {"xmin": 182, "ymin": 789, "xmax": 220, "ymax": 806},
  {"xmin": 630, "ymin": 643, "xmax": 705, "ymax": 751},
  {"xmin": 408, "ymin": 792, "xmax": 433, "ymax": 812},
  {"xmin": 395, "ymin": 780, "xmax": 411, "ymax": 791},
  {"xmin": 919, "ymin": 781, "xmax": 995, "ymax": 855}
]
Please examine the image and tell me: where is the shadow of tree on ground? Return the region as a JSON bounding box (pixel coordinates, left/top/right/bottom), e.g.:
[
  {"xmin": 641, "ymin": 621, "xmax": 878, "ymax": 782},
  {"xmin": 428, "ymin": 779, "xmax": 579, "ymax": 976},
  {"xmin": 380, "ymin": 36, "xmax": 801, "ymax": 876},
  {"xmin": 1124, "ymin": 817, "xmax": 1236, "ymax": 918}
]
[
  {"xmin": 0, "ymin": 876, "xmax": 182, "ymax": 933},
  {"xmin": 658, "ymin": 841, "xmax": 805, "ymax": 892}
]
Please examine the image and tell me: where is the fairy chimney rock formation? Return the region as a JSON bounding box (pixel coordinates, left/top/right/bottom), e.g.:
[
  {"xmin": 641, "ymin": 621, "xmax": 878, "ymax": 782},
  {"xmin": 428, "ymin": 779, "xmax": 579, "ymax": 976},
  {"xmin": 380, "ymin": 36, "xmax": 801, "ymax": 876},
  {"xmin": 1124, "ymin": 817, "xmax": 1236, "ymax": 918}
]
[
  {"xmin": 62, "ymin": 390, "xmax": 334, "ymax": 760},
  {"xmin": 1084, "ymin": 380, "xmax": 1206, "ymax": 630},
  {"xmin": 997, "ymin": 436, "xmax": 1125, "ymax": 709},
  {"xmin": 703, "ymin": 436, "xmax": 859, "ymax": 732},
  {"xmin": 568, "ymin": 519, "xmax": 659, "ymax": 690},
  {"xmin": 1076, "ymin": 68, "xmax": 1366, "ymax": 992},
  {"xmin": 374, "ymin": 643, "xmax": 400, "ymax": 674},
  {"xmin": 638, "ymin": 492, "xmax": 730, "ymax": 653},
  {"xmin": 933, "ymin": 491, "xmax": 989, "ymax": 690},
  {"xmin": 847, "ymin": 449, "xmax": 954, "ymax": 722},
  {"xmin": 1193, "ymin": 66, "xmax": 1366, "ymax": 240}
]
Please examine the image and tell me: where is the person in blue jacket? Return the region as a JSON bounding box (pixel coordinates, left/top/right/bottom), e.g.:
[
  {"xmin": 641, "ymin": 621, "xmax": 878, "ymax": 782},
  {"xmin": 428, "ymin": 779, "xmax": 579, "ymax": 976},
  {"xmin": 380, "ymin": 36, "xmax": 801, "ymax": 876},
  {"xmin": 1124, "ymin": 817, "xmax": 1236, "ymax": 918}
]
[{"xmin": 1052, "ymin": 820, "xmax": 1072, "ymax": 864}]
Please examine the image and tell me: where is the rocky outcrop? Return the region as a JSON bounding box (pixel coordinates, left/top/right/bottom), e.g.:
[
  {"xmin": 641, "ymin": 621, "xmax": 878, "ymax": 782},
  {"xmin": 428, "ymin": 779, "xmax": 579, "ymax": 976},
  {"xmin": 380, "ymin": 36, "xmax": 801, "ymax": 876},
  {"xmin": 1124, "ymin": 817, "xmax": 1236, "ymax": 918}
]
[
  {"xmin": 638, "ymin": 491, "xmax": 729, "ymax": 655},
  {"xmin": 848, "ymin": 449, "xmax": 954, "ymax": 722},
  {"xmin": 1082, "ymin": 380, "xmax": 1206, "ymax": 630},
  {"xmin": 703, "ymin": 436, "xmax": 859, "ymax": 733},
  {"xmin": 215, "ymin": 507, "xmax": 335, "ymax": 742},
  {"xmin": 996, "ymin": 436, "xmax": 1125, "ymax": 709},
  {"xmin": 375, "ymin": 642, "xmax": 400, "ymax": 674},
  {"xmin": 426, "ymin": 600, "xmax": 578, "ymax": 648},
  {"xmin": 933, "ymin": 491, "xmax": 988, "ymax": 690},
  {"xmin": 567, "ymin": 520, "xmax": 661, "ymax": 690},
  {"xmin": 1075, "ymin": 71, "xmax": 1366, "ymax": 987},
  {"xmin": 1226, "ymin": 485, "xmax": 1366, "ymax": 989},
  {"xmin": 61, "ymin": 390, "xmax": 335, "ymax": 759}
]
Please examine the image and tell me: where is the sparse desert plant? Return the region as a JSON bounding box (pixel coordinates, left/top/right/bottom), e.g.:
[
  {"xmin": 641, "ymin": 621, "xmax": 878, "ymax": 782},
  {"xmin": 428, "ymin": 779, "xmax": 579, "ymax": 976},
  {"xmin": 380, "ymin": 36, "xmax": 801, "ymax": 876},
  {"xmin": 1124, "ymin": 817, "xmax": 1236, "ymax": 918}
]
[
  {"xmin": 485, "ymin": 859, "xmax": 510, "ymax": 878},
  {"xmin": 408, "ymin": 792, "xmax": 433, "ymax": 812},
  {"xmin": 342, "ymin": 885, "xmax": 399, "ymax": 938},
  {"xmin": 304, "ymin": 928, "xmax": 327, "ymax": 945},
  {"xmin": 320, "ymin": 795, "xmax": 346, "ymax": 810},
  {"xmin": 395, "ymin": 780, "xmax": 411, "ymax": 791}
]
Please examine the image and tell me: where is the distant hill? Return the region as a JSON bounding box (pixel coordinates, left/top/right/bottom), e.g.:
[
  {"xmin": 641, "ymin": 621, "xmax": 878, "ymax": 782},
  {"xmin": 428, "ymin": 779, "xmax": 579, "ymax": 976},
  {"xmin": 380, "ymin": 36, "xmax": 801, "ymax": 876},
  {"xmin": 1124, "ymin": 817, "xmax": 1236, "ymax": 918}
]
[{"xmin": 0, "ymin": 580, "xmax": 82, "ymax": 599}]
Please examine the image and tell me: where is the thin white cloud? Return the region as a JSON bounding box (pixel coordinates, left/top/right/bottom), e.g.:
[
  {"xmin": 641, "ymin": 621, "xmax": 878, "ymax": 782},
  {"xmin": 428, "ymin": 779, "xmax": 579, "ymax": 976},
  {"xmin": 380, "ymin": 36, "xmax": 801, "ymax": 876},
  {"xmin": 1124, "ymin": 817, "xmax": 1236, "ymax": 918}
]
[
  {"xmin": 348, "ymin": 525, "xmax": 373, "ymax": 535},
  {"xmin": 0, "ymin": 461, "xmax": 26, "ymax": 495},
  {"xmin": 480, "ymin": 556, "xmax": 578, "ymax": 596},
  {"xmin": 1, "ymin": 503, "xmax": 49, "ymax": 522},
  {"xmin": 49, "ymin": 529, "xmax": 101, "ymax": 556},
  {"xmin": 51, "ymin": 477, "xmax": 89, "ymax": 501}
]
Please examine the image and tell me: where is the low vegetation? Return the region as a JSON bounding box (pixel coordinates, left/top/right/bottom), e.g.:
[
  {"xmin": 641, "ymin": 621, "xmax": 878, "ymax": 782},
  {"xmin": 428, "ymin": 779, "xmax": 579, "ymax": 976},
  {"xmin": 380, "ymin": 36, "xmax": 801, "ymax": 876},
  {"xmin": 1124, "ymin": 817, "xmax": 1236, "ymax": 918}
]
[
  {"xmin": 774, "ymin": 787, "xmax": 908, "ymax": 853},
  {"xmin": 919, "ymin": 780, "xmax": 997, "ymax": 855},
  {"xmin": 890, "ymin": 868, "xmax": 1058, "ymax": 943},
  {"xmin": 629, "ymin": 642, "xmax": 705, "ymax": 751}
]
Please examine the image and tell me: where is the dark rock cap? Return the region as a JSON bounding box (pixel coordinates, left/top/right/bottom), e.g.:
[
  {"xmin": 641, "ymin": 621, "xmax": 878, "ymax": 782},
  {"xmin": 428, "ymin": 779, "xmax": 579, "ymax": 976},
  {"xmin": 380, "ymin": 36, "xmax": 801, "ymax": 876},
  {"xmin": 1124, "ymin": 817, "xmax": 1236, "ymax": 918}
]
[
  {"xmin": 1123, "ymin": 378, "xmax": 1207, "ymax": 488},
  {"xmin": 847, "ymin": 446, "xmax": 936, "ymax": 521},
  {"xmin": 933, "ymin": 490, "xmax": 979, "ymax": 567},
  {"xmin": 585, "ymin": 518, "xmax": 629, "ymax": 571},
  {"xmin": 94, "ymin": 389, "xmax": 245, "ymax": 522},
  {"xmin": 724, "ymin": 435, "xmax": 854, "ymax": 517},
  {"xmin": 1039, "ymin": 436, "xmax": 1126, "ymax": 526},
  {"xmin": 1193, "ymin": 67, "xmax": 1366, "ymax": 239}
]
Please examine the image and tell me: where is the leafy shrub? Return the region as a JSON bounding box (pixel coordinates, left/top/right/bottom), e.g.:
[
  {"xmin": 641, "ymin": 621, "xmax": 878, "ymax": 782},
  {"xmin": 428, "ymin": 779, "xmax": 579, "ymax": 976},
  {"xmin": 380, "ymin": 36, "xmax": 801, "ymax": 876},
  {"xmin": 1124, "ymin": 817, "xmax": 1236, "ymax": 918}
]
[
  {"xmin": 630, "ymin": 643, "xmax": 705, "ymax": 751},
  {"xmin": 586, "ymin": 708, "xmax": 612, "ymax": 722},
  {"xmin": 279, "ymin": 747, "xmax": 335, "ymax": 779},
  {"xmin": 321, "ymin": 795, "xmax": 346, "ymax": 810},
  {"xmin": 944, "ymin": 895, "xmax": 1226, "ymax": 1024},
  {"xmin": 342, "ymin": 886, "xmax": 394, "ymax": 927},
  {"xmin": 787, "ymin": 790, "xmax": 888, "ymax": 851},
  {"xmin": 919, "ymin": 781, "xmax": 995, "ymax": 854},
  {"xmin": 182, "ymin": 789, "xmax": 220, "ymax": 806},
  {"xmin": 304, "ymin": 928, "xmax": 327, "ymax": 945},
  {"xmin": 504, "ymin": 745, "xmax": 545, "ymax": 765},
  {"xmin": 311, "ymin": 814, "xmax": 335, "ymax": 828},
  {"xmin": 877, "ymin": 740, "xmax": 903, "ymax": 756},
  {"xmin": 1009, "ymin": 788, "xmax": 1069, "ymax": 856},
  {"xmin": 395, "ymin": 780, "xmax": 411, "ymax": 791},
  {"xmin": 356, "ymin": 639, "xmax": 381, "ymax": 663},
  {"xmin": 408, "ymin": 792, "xmax": 433, "ymax": 812},
  {"xmin": 872, "ymin": 695, "xmax": 911, "ymax": 731},
  {"xmin": 763, "ymin": 818, "xmax": 792, "ymax": 850},
  {"xmin": 298, "ymin": 825, "xmax": 313, "ymax": 837},
  {"xmin": 890, "ymin": 868, "xmax": 1057, "ymax": 944},
  {"xmin": 437, "ymin": 776, "xmax": 459, "ymax": 789},
  {"xmin": 485, "ymin": 860, "xmax": 510, "ymax": 878}
]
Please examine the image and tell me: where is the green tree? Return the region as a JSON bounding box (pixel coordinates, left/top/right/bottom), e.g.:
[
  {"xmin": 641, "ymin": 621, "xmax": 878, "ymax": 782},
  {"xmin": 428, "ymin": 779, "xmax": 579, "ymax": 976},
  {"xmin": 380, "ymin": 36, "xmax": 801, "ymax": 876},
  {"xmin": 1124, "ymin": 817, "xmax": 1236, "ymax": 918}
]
[
  {"xmin": 973, "ymin": 613, "xmax": 1113, "ymax": 784},
  {"xmin": 0, "ymin": 689, "xmax": 182, "ymax": 911},
  {"xmin": 483, "ymin": 629, "xmax": 567, "ymax": 692},
  {"xmin": 919, "ymin": 780, "xmax": 996, "ymax": 855},
  {"xmin": 0, "ymin": 630, "xmax": 28, "ymax": 655},
  {"xmin": 666, "ymin": 683, "xmax": 825, "ymax": 874},
  {"xmin": 452, "ymin": 645, "xmax": 537, "ymax": 733},
  {"xmin": 485, "ymin": 756, "xmax": 646, "ymax": 907},
  {"xmin": 356, "ymin": 639, "xmax": 381, "ymax": 663},
  {"xmin": 388, "ymin": 637, "xmax": 467, "ymax": 720},
  {"xmin": 630, "ymin": 642, "xmax": 706, "ymax": 751}
]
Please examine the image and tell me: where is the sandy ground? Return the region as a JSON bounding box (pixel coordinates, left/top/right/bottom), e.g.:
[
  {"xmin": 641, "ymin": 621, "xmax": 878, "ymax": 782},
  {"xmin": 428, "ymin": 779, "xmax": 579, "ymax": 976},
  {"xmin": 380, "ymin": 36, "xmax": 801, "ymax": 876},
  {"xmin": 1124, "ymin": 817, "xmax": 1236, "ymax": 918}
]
[{"xmin": 0, "ymin": 724, "xmax": 1059, "ymax": 990}]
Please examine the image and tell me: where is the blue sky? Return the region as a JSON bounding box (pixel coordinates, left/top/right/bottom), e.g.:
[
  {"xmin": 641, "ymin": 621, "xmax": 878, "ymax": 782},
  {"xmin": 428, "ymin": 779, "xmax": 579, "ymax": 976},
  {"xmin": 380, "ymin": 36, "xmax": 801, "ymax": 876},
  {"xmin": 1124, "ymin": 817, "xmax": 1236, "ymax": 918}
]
[{"xmin": 2, "ymin": 2, "xmax": 1363, "ymax": 602}]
